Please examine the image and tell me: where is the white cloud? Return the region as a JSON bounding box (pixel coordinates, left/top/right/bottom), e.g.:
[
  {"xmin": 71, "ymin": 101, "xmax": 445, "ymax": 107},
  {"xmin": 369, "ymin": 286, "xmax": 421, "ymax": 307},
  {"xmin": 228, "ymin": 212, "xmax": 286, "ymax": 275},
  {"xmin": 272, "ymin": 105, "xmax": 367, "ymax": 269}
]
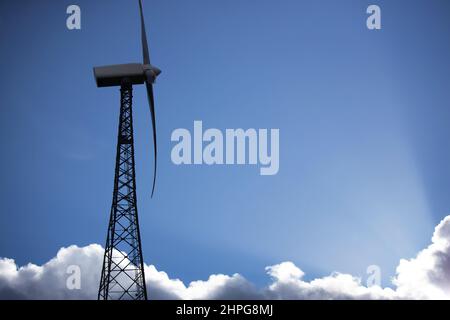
[
  {"xmin": 0, "ymin": 244, "xmax": 103, "ymax": 299},
  {"xmin": 392, "ymin": 215, "xmax": 450, "ymax": 299},
  {"xmin": 1, "ymin": 216, "xmax": 450, "ymax": 299},
  {"xmin": 264, "ymin": 261, "xmax": 396, "ymax": 300}
]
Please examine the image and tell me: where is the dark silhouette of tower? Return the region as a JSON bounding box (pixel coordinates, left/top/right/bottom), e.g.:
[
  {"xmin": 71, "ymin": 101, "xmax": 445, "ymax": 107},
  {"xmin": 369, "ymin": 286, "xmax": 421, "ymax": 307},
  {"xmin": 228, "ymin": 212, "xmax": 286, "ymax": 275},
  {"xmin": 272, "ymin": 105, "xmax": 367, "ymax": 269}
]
[
  {"xmin": 94, "ymin": 0, "xmax": 161, "ymax": 300},
  {"xmin": 98, "ymin": 81, "xmax": 147, "ymax": 300}
]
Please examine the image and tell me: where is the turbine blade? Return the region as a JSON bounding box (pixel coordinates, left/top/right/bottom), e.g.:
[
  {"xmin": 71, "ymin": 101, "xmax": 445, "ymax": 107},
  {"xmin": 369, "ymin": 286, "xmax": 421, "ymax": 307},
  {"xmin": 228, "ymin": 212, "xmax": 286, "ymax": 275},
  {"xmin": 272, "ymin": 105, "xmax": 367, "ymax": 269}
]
[
  {"xmin": 139, "ymin": 0, "xmax": 151, "ymax": 65},
  {"xmin": 145, "ymin": 79, "xmax": 157, "ymax": 197}
]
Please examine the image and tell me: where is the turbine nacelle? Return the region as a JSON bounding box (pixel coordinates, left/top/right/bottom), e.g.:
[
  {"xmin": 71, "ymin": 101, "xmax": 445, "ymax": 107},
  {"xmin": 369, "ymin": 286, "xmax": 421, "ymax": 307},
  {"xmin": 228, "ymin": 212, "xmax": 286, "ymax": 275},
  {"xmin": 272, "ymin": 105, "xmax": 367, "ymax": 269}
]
[{"xmin": 93, "ymin": 63, "xmax": 161, "ymax": 87}]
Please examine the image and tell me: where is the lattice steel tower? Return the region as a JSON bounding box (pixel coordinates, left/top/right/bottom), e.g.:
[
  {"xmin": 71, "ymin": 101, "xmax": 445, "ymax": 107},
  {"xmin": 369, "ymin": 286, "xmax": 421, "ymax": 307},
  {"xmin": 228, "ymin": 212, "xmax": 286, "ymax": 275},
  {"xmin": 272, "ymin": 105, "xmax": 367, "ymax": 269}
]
[
  {"xmin": 98, "ymin": 81, "xmax": 147, "ymax": 300},
  {"xmin": 94, "ymin": 0, "xmax": 161, "ymax": 300}
]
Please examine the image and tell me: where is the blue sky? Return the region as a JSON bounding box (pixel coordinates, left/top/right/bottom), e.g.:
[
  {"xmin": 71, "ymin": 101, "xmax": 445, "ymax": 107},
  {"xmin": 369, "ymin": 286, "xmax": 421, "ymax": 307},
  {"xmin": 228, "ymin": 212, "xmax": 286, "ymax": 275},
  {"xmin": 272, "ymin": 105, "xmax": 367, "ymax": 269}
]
[{"xmin": 0, "ymin": 0, "xmax": 450, "ymax": 288}]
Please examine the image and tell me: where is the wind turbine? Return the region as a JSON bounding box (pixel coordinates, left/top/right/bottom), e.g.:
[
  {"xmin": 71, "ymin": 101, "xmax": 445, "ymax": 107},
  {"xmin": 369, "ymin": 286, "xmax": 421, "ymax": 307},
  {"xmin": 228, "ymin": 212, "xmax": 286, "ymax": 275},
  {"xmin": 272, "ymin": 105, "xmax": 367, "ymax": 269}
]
[{"xmin": 94, "ymin": 0, "xmax": 160, "ymax": 300}]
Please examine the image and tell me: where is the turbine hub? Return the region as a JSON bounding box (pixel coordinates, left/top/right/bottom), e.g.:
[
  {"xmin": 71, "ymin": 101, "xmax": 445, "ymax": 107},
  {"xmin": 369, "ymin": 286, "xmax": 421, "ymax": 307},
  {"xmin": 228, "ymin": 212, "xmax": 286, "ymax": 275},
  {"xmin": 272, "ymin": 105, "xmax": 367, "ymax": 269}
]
[{"xmin": 144, "ymin": 65, "xmax": 161, "ymax": 83}]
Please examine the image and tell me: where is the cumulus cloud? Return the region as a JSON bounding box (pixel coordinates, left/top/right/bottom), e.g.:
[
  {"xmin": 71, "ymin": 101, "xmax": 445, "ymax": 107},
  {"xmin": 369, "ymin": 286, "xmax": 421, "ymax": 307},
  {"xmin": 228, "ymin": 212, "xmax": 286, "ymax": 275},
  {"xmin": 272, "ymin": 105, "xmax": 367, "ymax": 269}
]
[
  {"xmin": 0, "ymin": 244, "xmax": 103, "ymax": 299},
  {"xmin": 392, "ymin": 215, "xmax": 450, "ymax": 299},
  {"xmin": 2, "ymin": 216, "xmax": 450, "ymax": 300}
]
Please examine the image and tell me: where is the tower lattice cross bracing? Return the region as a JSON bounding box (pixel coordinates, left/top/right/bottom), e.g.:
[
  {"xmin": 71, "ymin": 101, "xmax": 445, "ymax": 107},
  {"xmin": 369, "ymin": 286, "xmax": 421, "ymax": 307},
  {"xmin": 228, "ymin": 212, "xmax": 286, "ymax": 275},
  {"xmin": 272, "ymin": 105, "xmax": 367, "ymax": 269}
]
[{"xmin": 98, "ymin": 82, "xmax": 147, "ymax": 300}]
